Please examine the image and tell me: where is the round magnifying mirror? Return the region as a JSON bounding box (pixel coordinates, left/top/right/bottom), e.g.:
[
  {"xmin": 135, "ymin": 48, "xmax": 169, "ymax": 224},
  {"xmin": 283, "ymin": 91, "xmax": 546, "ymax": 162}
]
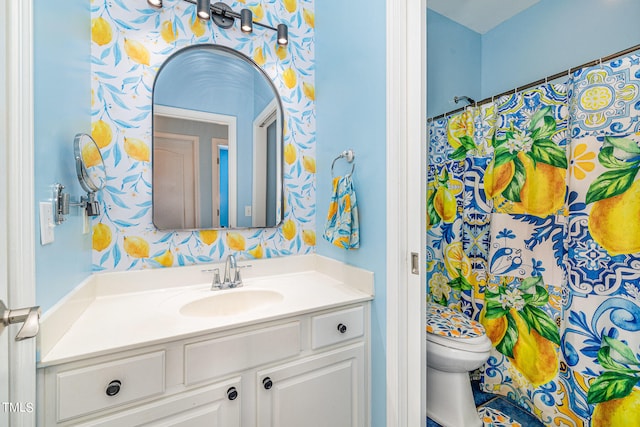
[{"xmin": 74, "ymin": 133, "xmax": 106, "ymax": 193}]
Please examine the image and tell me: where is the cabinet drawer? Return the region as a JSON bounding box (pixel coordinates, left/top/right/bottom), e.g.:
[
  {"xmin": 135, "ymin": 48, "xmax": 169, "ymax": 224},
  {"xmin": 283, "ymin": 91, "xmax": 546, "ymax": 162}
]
[
  {"xmin": 312, "ymin": 306, "xmax": 364, "ymax": 349},
  {"xmin": 56, "ymin": 351, "xmax": 165, "ymax": 422},
  {"xmin": 185, "ymin": 321, "xmax": 300, "ymax": 385}
]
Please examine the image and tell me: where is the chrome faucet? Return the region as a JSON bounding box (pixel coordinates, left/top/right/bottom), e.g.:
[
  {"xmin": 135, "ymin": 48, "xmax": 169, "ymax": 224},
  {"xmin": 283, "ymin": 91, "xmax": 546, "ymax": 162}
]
[{"xmin": 211, "ymin": 254, "xmax": 251, "ymax": 290}]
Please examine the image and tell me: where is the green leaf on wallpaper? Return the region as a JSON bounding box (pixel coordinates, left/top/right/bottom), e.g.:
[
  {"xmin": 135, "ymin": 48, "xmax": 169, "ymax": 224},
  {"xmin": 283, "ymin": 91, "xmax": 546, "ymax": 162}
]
[
  {"xmin": 484, "ymin": 299, "xmax": 509, "ymax": 319},
  {"xmin": 585, "ymin": 167, "xmax": 639, "ymax": 204},
  {"xmin": 597, "ymin": 347, "xmax": 640, "ymax": 374},
  {"xmin": 605, "ymin": 136, "xmax": 640, "ymax": 154},
  {"xmin": 531, "ymin": 139, "xmax": 568, "ymax": 169},
  {"xmin": 496, "ymin": 312, "xmax": 518, "ymax": 358},
  {"xmin": 602, "ymin": 336, "xmax": 640, "ymax": 365},
  {"xmin": 501, "ymin": 156, "xmax": 527, "ymax": 202},
  {"xmin": 520, "ymin": 305, "xmax": 560, "ymax": 345},
  {"xmin": 598, "ymin": 146, "xmax": 635, "ymax": 169},
  {"xmin": 587, "ymin": 371, "xmax": 638, "ymax": 404}
]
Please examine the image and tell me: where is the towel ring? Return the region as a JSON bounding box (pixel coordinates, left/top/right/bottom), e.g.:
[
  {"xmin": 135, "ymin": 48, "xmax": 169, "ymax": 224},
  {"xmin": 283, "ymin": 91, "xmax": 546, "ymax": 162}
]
[{"xmin": 331, "ymin": 149, "xmax": 356, "ymax": 177}]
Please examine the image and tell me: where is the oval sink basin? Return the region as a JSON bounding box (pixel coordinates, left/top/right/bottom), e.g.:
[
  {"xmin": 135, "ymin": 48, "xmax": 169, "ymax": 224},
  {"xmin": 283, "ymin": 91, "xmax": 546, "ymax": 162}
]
[{"xmin": 179, "ymin": 289, "xmax": 284, "ymax": 317}]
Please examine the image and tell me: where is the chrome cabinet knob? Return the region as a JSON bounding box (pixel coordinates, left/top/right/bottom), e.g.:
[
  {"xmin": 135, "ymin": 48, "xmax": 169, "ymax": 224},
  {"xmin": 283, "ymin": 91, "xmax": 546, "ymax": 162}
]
[
  {"xmin": 337, "ymin": 323, "xmax": 347, "ymax": 334},
  {"xmin": 105, "ymin": 380, "xmax": 122, "ymax": 397},
  {"xmin": 263, "ymin": 377, "xmax": 273, "ymax": 390}
]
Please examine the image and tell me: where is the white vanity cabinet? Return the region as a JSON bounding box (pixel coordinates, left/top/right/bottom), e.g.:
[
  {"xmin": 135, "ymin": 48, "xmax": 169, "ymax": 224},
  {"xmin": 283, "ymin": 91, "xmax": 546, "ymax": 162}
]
[{"xmin": 38, "ymin": 303, "xmax": 370, "ymax": 427}]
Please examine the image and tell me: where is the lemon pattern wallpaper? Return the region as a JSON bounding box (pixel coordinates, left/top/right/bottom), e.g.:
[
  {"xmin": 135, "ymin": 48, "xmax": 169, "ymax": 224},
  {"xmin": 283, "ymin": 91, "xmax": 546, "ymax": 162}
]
[
  {"xmin": 90, "ymin": 0, "xmax": 316, "ymax": 271},
  {"xmin": 427, "ymin": 52, "xmax": 640, "ymax": 426}
]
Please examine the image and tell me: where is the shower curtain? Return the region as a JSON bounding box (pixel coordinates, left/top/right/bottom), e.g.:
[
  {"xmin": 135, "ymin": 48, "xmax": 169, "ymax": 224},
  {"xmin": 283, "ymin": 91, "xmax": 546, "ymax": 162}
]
[{"xmin": 427, "ymin": 52, "xmax": 640, "ymax": 426}]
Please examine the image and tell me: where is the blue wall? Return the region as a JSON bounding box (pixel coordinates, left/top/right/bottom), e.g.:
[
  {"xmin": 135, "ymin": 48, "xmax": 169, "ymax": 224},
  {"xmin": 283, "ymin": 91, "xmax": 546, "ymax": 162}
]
[
  {"xmin": 427, "ymin": 0, "xmax": 640, "ymax": 118},
  {"xmin": 34, "ymin": 0, "xmax": 92, "ymax": 311},
  {"xmin": 482, "ymin": 0, "xmax": 640, "ymax": 98},
  {"xmin": 427, "ymin": 10, "xmax": 481, "ymax": 117},
  {"xmin": 315, "ymin": 1, "xmax": 387, "ymax": 425}
]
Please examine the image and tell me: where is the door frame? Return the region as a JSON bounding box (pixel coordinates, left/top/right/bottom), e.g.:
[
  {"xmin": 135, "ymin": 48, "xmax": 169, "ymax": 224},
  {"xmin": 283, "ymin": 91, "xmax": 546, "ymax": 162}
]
[
  {"xmin": 386, "ymin": 0, "xmax": 426, "ymax": 426},
  {"xmin": 3, "ymin": 0, "xmax": 37, "ymax": 425}
]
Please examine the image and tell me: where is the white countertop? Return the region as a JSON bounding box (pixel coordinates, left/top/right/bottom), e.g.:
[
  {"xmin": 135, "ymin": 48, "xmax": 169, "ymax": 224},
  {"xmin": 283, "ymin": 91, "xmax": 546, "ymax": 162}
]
[{"xmin": 38, "ymin": 255, "xmax": 374, "ymax": 366}]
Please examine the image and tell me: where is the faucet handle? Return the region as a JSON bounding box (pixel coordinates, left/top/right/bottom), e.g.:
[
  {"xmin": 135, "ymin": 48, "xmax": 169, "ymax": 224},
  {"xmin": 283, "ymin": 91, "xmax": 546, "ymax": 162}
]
[
  {"xmin": 233, "ymin": 264, "xmax": 252, "ymax": 286},
  {"xmin": 211, "ymin": 268, "xmax": 222, "ymax": 290}
]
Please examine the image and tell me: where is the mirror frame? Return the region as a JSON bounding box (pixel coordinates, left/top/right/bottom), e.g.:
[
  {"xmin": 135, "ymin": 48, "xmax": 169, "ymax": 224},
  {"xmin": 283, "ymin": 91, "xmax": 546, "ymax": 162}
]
[
  {"xmin": 151, "ymin": 44, "xmax": 285, "ymax": 231},
  {"xmin": 74, "ymin": 133, "xmax": 106, "ymax": 193}
]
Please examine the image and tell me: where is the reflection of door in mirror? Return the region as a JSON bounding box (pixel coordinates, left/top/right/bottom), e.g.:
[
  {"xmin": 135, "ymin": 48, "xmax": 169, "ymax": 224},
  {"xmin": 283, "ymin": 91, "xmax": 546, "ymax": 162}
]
[
  {"xmin": 218, "ymin": 145, "xmax": 229, "ymax": 227},
  {"xmin": 153, "ymin": 105, "xmax": 237, "ymax": 230},
  {"xmin": 153, "ymin": 133, "xmax": 199, "ymax": 229},
  {"xmin": 252, "ymin": 100, "xmax": 281, "ymax": 227}
]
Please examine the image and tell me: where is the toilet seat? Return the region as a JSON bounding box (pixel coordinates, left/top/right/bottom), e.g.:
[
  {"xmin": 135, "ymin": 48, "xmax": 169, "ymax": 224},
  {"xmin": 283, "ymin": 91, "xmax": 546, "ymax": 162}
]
[{"xmin": 427, "ymin": 302, "xmax": 491, "ymax": 352}]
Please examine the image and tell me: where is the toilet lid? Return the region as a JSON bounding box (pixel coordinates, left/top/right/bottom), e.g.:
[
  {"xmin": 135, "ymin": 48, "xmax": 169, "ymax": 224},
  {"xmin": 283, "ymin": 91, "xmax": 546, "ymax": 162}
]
[{"xmin": 426, "ymin": 303, "xmax": 491, "ymax": 351}]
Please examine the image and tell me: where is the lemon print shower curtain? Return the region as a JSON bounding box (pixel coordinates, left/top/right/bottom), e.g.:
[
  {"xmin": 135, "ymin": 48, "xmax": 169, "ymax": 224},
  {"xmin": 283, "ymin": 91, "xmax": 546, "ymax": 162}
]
[{"xmin": 427, "ymin": 52, "xmax": 640, "ymax": 426}]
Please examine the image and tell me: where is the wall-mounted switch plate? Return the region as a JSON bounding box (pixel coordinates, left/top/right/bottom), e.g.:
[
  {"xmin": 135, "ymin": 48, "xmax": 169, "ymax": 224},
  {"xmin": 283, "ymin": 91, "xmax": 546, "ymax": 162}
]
[
  {"xmin": 83, "ymin": 207, "xmax": 90, "ymax": 234},
  {"xmin": 245, "ymin": 206, "xmax": 252, "ymax": 217},
  {"xmin": 39, "ymin": 202, "xmax": 55, "ymax": 245}
]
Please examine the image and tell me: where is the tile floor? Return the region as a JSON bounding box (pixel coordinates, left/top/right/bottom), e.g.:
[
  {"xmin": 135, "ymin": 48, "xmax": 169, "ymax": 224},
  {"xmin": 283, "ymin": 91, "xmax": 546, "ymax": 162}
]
[{"xmin": 427, "ymin": 380, "xmax": 544, "ymax": 427}]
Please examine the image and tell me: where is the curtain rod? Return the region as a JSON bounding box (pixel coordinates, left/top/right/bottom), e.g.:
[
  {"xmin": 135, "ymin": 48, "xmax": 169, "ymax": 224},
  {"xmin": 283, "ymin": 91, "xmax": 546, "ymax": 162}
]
[{"xmin": 427, "ymin": 43, "xmax": 640, "ymax": 122}]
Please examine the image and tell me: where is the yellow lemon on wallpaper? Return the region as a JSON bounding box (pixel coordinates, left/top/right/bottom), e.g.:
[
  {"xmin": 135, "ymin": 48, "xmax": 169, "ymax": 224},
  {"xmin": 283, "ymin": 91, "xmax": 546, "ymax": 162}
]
[
  {"xmin": 518, "ymin": 152, "xmax": 566, "ymax": 217},
  {"xmin": 92, "ymin": 223, "xmax": 112, "ymax": 252},
  {"xmin": 282, "ymin": 219, "xmax": 296, "ymax": 240},
  {"xmin": 248, "ymin": 244, "xmax": 264, "ymax": 259},
  {"xmin": 91, "ymin": 17, "xmax": 112, "ymax": 46},
  {"xmin": 124, "ymin": 38, "xmax": 150, "ymax": 66},
  {"xmin": 434, "ymin": 186, "xmax": 456, "ymax": 222},
  {"xmin": 153, "ymin": 249, "xmax": 174, "ymax": 267},
  {"xmin": 200, "ymin": 230, "xmax": 218, "ymax": 245},
  {"xmin": 589, "ymin": 179, "xmax": 640, "ymax": 256},
  {"xmin": 253, "ymin": 46, "xmax": 266, "ymax": 66},
  {"xmin": 283, "ymin": 0, "xmax": 297, "ymax": 13},
  {"xmin": 283, "ymin": 67, "xmax": 297, "ymax": 89},
  {"xmin": 227, "ymin": 232, "xmax": 246, "ymax": 251},
  {"xmin": 124, "ymin": 137, "xmax": 150, "ymax": 161},
  {"xmin": 302, "ymin": 229, "xmax": 316, "ymax": 246},
  {"xmin": 284, "ymin": 143, "xmax": 296, "ymax": 165},
  {"xmin": 160, "ymin": 20, "xmax": 178, "ymax": 44},
  {"xmin": 275, "ymin": 43, "xmax": 287, "ymax": 60},
  {"xmin": 303, "ymin": 82, "xmax": 315, "ymax": 101},
  {"xmin": 249, "ymin": 4, "xmax": 264, "ymax": 21},
  {"xmin": 123, "ymin": 236, "xmax": 150, "ymax": 258},
  {"xmin": 302, "ymin": 156, "xmax": 316, "ymax": 173},
  {"xmin": 81, "ymin": 140, "xmax": 102, "ymax": 168},
  {"xmin": 190, "ymin": 15, "xmax": 206, "ymax": 37},
  {"xmin": 479, "ymin": 308, "xmax": 508, "ymax": 346},
  {"xmin": 510, "ymin": 308, "xmax": 558, "ymax": 387},
  {"xmin": 484, "ymin": 160, "xmax": 515, "ymax": 200},
  {"xmin": 91, "ymin": 120, "xmax": 113, "ymax": 148},
  {"xmin": 592, "ymin": 388, "xmax": 640, "ymax": 427},
  {"xmin": 443, "ymin": 241, "xmax": 471, "ymax": 278},
  {"xmin": 303, "ymin": 8, "xmax": 314, "ymax": 28}
]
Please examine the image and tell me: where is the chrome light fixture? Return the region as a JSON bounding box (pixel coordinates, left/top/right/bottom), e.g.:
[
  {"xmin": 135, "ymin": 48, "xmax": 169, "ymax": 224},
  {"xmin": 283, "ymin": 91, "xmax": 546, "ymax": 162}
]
[
  {"xmin": 197, "ymin": 0, "xmax": 210, "ymax": 20},
  {"xmin": 149, "ymin": 0, "xmax": 289, "ymax": 45},
  {"xmin": 240, "ymin": 8, "xmax": 253, "ymax": 33}
]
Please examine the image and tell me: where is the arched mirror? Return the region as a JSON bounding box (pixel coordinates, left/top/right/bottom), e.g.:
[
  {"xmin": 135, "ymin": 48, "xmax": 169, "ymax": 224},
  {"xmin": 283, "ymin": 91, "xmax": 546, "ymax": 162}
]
[{"xmin": 152, "ymin": 44, "xmax": 283, "ymax": 230}]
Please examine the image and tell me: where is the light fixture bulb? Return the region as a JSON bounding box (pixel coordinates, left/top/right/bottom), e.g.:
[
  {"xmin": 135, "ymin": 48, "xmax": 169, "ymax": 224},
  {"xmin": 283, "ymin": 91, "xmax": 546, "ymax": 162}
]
[
  {"xmin": 197, "ymin": 0, "xmax": 210, "ymax": 20},
  {"xmin": 240, "ymin": 9, "xmax": 253, "ymax": 33},
  {"xmin": 277, "ymin": 24, "xmax": 288, "ymax": 46},
  {"xmin": 147, "ymin": 0, "xmax": 162, "ymax": 8}
]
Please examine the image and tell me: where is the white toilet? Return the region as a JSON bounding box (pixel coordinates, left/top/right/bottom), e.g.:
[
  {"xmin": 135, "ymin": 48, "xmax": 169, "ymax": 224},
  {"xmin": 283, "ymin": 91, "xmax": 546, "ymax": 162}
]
[{"xmin": 426, "ymin": 302, "xmax": 492, "ymax": 427}]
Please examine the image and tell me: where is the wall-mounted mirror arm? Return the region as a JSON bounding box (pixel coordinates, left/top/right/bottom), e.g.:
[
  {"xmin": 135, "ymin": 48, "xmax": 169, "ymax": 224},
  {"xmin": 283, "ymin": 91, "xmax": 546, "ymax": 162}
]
[{"xmin": 53, "ymin": 184, "xmax": 100, "ymax": 225}]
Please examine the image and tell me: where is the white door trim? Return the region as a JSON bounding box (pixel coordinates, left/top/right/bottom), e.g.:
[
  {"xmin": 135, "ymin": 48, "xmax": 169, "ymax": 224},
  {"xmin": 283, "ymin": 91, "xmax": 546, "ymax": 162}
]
[
  {"xmin": 4, "ymin": 0, "xmax": 37, "ymax": 425},
  {"xmin": 386, "ymin": 0, "xmax": 426, "ymax": 426}
]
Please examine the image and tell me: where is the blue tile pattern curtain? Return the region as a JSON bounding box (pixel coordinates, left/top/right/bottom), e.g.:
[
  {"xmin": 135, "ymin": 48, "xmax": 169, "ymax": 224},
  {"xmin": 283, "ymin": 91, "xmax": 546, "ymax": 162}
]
[{"xmin": 427, "ymin": 51, "xmax": 640, "ymax": 426}]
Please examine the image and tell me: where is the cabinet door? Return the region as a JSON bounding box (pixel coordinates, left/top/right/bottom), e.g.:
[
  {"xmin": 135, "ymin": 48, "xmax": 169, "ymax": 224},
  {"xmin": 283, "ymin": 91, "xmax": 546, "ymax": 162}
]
[{"xmin": 256, "ymin": 343, "xmax": 365, "ymax": 427}]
